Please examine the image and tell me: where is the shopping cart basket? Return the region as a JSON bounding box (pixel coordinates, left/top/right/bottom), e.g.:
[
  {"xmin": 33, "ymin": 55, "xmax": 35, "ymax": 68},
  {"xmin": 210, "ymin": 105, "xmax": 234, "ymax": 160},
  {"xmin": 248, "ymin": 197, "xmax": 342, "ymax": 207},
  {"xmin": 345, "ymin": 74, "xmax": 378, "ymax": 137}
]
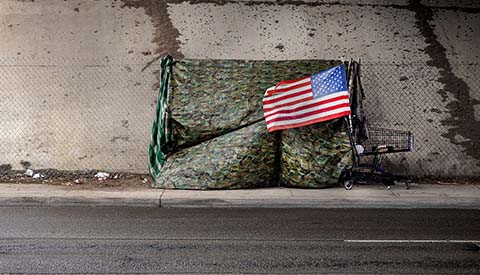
[
  {"xmin": 359, "ymin": 127, "xmax": 414, "ymax": 155},
  {"xmin": 341, "ymin": 122, "xmax": 415, "ymax": 190}
]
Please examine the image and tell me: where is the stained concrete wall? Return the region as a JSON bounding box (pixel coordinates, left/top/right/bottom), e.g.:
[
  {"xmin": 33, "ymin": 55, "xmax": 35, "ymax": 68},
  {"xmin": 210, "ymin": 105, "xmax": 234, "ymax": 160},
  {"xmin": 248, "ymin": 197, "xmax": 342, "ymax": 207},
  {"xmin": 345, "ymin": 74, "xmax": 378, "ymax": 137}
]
[
  {"xmin": 0, "ymin": 0, "xmax": 479, "ymax": 177},
  {"xmin": 0, "ymin": 0, "xmax": 158, "ymax": 172}
]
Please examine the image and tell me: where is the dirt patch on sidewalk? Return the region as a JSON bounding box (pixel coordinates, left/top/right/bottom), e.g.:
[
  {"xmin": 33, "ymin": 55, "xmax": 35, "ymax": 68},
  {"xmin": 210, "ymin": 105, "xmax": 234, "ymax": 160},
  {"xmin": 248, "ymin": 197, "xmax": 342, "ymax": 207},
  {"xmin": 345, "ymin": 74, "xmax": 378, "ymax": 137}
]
[{"xmin": 1, "ymin": 172, "xmax": 152, "ymax": 190}]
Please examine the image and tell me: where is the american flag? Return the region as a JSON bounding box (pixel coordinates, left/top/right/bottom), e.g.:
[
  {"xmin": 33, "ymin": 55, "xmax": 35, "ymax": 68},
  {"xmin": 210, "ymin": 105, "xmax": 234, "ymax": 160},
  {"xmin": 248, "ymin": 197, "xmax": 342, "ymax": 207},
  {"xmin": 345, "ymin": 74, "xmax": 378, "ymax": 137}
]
[{"xmin": 262, "ymin": 64, "xmax": 351, "ymax": 132}]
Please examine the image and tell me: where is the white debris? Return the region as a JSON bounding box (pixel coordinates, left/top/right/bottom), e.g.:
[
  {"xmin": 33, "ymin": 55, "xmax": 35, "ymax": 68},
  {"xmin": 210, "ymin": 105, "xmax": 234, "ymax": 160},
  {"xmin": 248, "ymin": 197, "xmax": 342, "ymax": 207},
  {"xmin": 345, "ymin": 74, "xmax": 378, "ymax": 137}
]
[
  {"xmin": 355, "ymin": 144, "xmax": 364, "ymax": 154},
  {"xmin": 32, "ymin": 173, "xmax": 45, "ymax": 179},
  {"xmin": 95, "ymin": 172, "xmax": 110, "ymax": 180},
  {"xmin": 74, "ymin": 178, "xmax": 83, "ymax": 184},
  {"xmin": 24, "ymin": 169, "xmax": 34, "ymax": 177}
]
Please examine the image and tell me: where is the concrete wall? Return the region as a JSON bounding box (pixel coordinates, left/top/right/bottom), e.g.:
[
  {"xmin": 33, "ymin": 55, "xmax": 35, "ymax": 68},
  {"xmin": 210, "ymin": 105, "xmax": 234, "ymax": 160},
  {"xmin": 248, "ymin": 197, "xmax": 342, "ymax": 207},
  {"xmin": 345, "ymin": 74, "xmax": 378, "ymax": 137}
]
[
  {"xmin": 0, "ymin": 0, "xmax": 159, "ymax": 172},
  {"xmin": 0, "ymin": 0, "xmax": 479, "ymax": 177}
]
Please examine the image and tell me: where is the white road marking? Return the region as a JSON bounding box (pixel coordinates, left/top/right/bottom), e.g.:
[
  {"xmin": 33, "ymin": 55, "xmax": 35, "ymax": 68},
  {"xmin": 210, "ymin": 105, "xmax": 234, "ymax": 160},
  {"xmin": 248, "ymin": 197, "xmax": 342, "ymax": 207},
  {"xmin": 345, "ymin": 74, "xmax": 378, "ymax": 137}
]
[{"xmin": 344, "ymin": 240, "xmax": 480, "ymax": 243}]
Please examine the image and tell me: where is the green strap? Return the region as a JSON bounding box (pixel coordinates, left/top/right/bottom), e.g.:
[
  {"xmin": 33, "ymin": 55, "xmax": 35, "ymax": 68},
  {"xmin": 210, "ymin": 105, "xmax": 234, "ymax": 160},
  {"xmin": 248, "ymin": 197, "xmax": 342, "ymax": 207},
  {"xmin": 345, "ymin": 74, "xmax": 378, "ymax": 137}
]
[{"xmin": 148, "ymin": 55, "xmax": 174, "ymax": 180}]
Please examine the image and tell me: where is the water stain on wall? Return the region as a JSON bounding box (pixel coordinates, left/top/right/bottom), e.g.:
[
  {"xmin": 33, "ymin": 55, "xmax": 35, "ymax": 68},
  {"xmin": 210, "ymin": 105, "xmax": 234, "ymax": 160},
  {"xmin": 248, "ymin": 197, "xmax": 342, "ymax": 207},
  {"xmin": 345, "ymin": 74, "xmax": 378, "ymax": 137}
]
[
  {"xmin": 120, "ymin": 0, "xmax": 183, "ymax": 58},
  {"xmin": 408, "ymin": 0, "xmax": 480, "ymax": 165}
]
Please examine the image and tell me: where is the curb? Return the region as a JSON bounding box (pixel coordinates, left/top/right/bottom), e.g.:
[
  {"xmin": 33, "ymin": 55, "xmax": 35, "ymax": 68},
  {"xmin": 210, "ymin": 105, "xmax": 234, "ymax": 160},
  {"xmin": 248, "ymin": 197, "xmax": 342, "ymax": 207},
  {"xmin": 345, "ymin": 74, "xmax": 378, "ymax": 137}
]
[
  {"xmin": 0, "ymin": 196, "xmax": 160, "ymax": 208},
  {"xmin": 160, "ymin": 198, "xmax": 480, "ymax": 209},
  {"xmin": 0, "ymin": 184, "xmax": 479, "ymax": 209},
  {"xmin": 3, "ymin": 197, "xmax": 476, "ymax": 209},
  {"xmin": 0, "ymin": 184, "xmax": 163, "ymax": 208}
]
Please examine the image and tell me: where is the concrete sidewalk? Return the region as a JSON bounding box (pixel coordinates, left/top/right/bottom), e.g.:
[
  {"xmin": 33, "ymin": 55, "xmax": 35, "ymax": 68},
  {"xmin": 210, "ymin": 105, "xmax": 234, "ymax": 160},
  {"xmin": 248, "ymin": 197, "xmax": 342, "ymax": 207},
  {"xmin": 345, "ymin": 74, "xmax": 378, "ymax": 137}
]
[{"xmin": 0, "ymin": 183, "xmax": 479, "ymax": 209}]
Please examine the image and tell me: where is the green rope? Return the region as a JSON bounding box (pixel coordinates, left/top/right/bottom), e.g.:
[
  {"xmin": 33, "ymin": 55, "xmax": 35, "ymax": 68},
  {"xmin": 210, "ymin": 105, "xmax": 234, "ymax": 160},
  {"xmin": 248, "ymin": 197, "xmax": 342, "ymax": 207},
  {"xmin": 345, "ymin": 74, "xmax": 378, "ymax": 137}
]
[{"xmin": 148, "ymin": 55, "xmax": 174, "ymax": 180}]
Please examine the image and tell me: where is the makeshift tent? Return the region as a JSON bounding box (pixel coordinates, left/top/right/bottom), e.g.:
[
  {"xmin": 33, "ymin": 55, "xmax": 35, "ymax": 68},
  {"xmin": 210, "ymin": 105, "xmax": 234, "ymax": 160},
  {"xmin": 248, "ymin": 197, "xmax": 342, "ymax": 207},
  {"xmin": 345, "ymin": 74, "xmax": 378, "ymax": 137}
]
[{"xmin": 149, "ymin": 56, "xmax": 352, "ymax": 189}]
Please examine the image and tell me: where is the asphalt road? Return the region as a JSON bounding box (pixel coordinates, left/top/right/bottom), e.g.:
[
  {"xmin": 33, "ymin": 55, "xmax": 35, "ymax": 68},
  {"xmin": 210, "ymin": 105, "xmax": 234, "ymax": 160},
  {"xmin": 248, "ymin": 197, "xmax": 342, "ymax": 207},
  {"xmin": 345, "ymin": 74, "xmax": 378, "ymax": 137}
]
[{"xmin": 0, "ymin": 207, "xmax": 479, "ymax": 274}]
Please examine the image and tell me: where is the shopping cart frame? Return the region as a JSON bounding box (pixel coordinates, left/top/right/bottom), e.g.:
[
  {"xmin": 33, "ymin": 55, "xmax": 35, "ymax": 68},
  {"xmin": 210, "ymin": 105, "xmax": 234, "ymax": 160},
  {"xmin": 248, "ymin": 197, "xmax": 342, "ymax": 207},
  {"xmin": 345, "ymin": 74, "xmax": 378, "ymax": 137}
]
[
  {"xmin": 340, "ymin": 116, "xmax": 415, "ymax": 190},
  {"xmin": 340, "ymin": 59, "xmax": 415, "ymax": 190}
]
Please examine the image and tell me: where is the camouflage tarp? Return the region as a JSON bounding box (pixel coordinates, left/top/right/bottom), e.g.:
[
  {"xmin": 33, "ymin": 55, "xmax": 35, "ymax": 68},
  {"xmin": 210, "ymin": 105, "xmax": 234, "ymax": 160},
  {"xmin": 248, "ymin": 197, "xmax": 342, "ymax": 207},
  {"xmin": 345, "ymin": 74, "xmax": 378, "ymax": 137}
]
[
  {"xmin": 281, "ymin": 119, "xmax": 352, "ymax": 188},
  {"xmin": 149, "ymin": 56, "xmax": 352, "ymax": 189},
  {"xmin": 168, "ymin": 58, "xmax": 341, "ymax": 149},
  {"xmin": 156, "ymin": 121, "xmax": 276, "ymax": 189}
]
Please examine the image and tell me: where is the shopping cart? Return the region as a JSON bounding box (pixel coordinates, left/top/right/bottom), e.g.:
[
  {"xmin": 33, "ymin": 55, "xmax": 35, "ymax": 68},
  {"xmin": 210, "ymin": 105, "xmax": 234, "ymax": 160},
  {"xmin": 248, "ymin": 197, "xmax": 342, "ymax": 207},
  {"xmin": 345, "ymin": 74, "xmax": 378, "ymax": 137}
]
[
  {"xmin": 341, "ymin": 122, "xmax": 415, "ymax": 190},
  {"xmin": 339, "ymin": 59, "xmax": 414, "ymax": 190}
]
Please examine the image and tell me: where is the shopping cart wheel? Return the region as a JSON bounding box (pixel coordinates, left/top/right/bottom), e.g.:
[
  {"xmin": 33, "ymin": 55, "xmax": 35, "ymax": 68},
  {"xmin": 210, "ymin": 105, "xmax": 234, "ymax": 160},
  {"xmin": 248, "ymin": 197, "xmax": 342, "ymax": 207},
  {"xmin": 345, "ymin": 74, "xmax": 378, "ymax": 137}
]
[
  {"xmin": 344, "ymin": 179, "xmax": 354, "ymax": 190},
  {"xmin": 382, "ymin": 172, "xmax": 395, "ymax": 186},
  {"xmin": 405, "ymin": 179, "xmax": 411, "ymax": 190},
  {"xmin": 339, "ymin": 170, "xmax": 354, "ymax": 190}
]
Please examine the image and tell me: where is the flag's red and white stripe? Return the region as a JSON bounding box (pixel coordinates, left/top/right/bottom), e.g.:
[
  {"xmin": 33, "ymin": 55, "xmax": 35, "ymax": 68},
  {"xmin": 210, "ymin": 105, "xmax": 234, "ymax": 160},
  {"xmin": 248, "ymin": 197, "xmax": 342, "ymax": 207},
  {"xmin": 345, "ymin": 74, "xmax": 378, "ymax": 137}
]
[{"xmin": 263, "ymin": 77, "xmax": 351, "ymax": 132}]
